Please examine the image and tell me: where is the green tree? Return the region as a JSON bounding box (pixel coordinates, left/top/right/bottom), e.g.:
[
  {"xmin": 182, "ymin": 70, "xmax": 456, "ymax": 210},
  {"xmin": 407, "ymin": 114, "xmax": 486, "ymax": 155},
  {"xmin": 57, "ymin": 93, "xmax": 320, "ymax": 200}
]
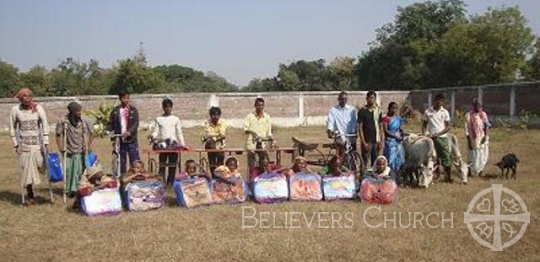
[
  {"xmin": 20, "ymin": 65, "xmax": 53, "ymax": 96},
  {"xmin": 111, "ymin": 51, "xmax": 166, "ymax": 94},
  {"xmin": 0, "ymin": 60, "xmax": 21, "ymax": 98}
]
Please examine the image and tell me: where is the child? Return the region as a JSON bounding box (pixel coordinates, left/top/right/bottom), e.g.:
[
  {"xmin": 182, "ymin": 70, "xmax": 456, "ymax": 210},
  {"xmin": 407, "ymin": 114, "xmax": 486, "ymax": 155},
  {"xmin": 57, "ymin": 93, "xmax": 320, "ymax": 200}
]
[
  {"xmin": 74, "ymin": 165, "xmax": 116, "ymax": 211},
  {"xmin": 214, "ymin": 157, "xmax": 243, "ymax": 184},
  {"xmin": 286, "ymin": 156, "xmax": 313, "ymax": 176},
  {"xmin": 212, "ymin": 157, "xmax": 246, "ymax": 203},
  {"xmin": 175, "ymin": 159, "xmax": 210, "ymax": 181},
  {"xmin": 122, "ymin": 160, "xmax": 158, "ymax": 183},
  {"xmin": 148, "ymin": 98, "xmax": 186, "ymax": 186},
  {"xmin": 249, "ymin": 153, "xmax": 284, "ymax": 181}
]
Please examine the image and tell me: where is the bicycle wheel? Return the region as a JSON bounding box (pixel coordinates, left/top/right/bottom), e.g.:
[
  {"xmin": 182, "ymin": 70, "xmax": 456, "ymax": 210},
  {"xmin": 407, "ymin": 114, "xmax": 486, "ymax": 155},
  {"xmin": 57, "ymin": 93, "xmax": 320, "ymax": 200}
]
[{"xmin": 346, "ymin": 152, "xmax": 364, "ymax": 179}]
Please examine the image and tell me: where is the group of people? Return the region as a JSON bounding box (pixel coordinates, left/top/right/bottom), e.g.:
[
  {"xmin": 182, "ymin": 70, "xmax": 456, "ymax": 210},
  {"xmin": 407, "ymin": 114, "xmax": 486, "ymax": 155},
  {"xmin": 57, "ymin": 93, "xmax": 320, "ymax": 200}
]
[
  {"xmin": 326, "ymin": 90, "xmax": 491, "ymax": 185},
  {"xmin": 9, "ymin": 87, "xmax": 491, "ymax": 206}
]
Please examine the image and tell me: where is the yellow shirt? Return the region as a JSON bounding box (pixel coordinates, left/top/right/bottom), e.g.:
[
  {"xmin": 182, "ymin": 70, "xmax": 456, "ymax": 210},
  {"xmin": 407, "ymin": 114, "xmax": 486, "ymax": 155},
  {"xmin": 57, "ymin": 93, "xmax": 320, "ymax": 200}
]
[
  {"xmin": 204, "ymin": 119, "xmax": 227, "ymax": 149},
  {"xmin": 243, "ymin": 112, "xmax": 272, "ymax": 150}
]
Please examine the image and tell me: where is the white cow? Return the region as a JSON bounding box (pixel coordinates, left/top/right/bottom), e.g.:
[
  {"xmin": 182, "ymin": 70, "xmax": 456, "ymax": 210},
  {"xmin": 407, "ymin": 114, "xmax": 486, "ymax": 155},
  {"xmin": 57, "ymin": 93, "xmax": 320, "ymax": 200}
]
[
  {"xmin": 403, "ymin": 133, "xmax": 469, "ymax": 186},
  {"xmin": 447, "ymin": 133, "xmax": 469, "ymax": 183},
  {"xmin": 403, "ymin": 134, "xmax": 436, "ymax": 188}
]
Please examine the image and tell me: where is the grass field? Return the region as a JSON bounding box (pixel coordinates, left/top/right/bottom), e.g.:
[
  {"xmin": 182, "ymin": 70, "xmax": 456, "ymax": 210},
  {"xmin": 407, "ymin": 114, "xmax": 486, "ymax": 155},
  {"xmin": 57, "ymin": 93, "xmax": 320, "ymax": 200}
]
[{"xmin": 0, "ymin": 125, "xmax": 538, "ymax": 262}]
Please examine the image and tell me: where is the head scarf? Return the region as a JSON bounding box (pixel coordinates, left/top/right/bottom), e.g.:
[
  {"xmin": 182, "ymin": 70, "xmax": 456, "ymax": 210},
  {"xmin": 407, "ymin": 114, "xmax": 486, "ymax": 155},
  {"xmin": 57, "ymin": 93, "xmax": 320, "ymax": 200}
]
[
  {"xmin": 15, "ymin": 88, "xmax": 38, "ymax": 113},
  {"xmin": 372, "ymin": 155, "xmax": 391, "ymax": 177},
  {"xmin": 66, "ymin": 101, "xmax": 83, "ymax": 126}
]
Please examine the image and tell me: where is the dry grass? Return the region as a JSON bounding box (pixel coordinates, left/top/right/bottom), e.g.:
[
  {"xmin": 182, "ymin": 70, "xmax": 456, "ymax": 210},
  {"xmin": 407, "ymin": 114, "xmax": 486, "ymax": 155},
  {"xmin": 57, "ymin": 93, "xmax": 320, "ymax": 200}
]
[{"xmin": 0, "ymin": 126, "xmax": 539, "ymax": 262}]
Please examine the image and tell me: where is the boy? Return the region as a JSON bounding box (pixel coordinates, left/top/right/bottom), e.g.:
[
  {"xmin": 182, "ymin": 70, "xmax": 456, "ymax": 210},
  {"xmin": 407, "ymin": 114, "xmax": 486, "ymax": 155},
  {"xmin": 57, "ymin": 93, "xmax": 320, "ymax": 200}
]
[
  {"xmin": 203, "ymin": 106, "xmax": 227, "ymax": 174},
  {"xmin": 148, "ymin": 98, "xmax": 185, "ymax": 186},
  {"xmin": 108, "ymin": 89, "xmax": 140, "ymax": 176},
  {"xmin": 422, "ymin": 93, "xmax": 452, "ymax": 182}
]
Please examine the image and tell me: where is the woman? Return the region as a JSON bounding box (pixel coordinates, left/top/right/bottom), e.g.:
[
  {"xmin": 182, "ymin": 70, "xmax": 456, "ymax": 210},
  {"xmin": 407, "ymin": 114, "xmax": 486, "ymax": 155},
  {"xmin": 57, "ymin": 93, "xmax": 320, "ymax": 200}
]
[
  {"xmin": 465, "ymin": 98, "xmax": 491, "ymax": 178},
  {"xmin": 382, "ymin": 102, "xmax": 405, "ymax": 174},
  {"xmin": 319, "ymin": 155, "xmax": 351, "ymax": 177},
  {"xmin": 359, "ymin": 156, "xmax": 398, "ymax": 204}
]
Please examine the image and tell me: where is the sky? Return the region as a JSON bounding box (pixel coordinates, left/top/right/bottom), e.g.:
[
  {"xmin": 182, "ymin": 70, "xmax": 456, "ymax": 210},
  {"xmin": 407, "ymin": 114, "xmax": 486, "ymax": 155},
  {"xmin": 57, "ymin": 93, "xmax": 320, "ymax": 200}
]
[{"xmin": 1, "ymin": 0, "xmax": 539, "ymax": 87}]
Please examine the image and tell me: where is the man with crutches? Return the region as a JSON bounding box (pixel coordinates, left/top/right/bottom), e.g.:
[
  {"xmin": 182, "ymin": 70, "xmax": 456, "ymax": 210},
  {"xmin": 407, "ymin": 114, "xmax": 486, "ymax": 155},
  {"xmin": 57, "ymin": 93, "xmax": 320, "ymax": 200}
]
[
  {"xmin": 9, "ymin": 88, "xmax": 49, "ymax": 206},
  {"xmin": 56, "ymin": 102, "xmax": 94, "ymax": 202}
]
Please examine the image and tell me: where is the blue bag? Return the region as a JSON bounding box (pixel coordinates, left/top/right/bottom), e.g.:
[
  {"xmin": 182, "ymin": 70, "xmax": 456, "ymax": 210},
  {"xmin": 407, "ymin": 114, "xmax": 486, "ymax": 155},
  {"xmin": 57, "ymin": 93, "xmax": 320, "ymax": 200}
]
[{"xmin": 47, "ymin": 152, "xmax": 64, "ymax": 182}]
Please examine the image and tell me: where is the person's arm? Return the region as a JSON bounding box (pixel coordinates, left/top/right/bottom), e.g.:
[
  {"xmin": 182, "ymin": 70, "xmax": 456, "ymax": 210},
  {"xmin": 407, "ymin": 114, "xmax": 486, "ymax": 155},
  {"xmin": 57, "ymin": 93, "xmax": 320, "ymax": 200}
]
[
  {"xmin": 357, "ymin": 110, "xmax": 366, "ymax": 146},
  {"xmin": 217, "ymin": 121, "xmax": 227, "ymax": 142},
  {"xmin": 176, "ymin": 117, "xmax": 186, "ymax": 146},
  {"xmin": 86, "ymin": 121, "xmax": 95, "ymax": 152},
  {"xmin": 243, "ymin": 115, "xmax": 258, "ymax": 137},
  {"xmin": 378, "ymin": 112, "xmax": 385, "ymax": 144},
  {"xmin": 326, "ymin": 108, "xmax": 335, "ymax": 138},
  {"xmin": 107, "ymin": 107, "xmax": 116, "ymax": 134},
  {"xmin": 10, "ymin": 107, "xmax": 20, "ymax": 153},
  {"xmin": 464, "ymin": 113, "xmax": 472, "ymax": 149},
  {"xmin": 37, "ymin": 105, "xmax": 49, "ymax": 151},
  {"xmin": 150, "ymin": 118, "xmax": 158, "ymax": 140},
  {"xmin": 126, "ymin": 107, "xmax": 139, "ymax": 136},
  {"xmin": 266, "ymin": 115, "xmax": 273, "ymax": 139}
]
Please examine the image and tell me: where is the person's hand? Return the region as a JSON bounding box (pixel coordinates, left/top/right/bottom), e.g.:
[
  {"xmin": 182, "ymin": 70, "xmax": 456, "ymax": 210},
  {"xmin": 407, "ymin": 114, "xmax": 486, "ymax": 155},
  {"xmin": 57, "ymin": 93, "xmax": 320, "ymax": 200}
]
[
  {"xmin": 480, "ymin": 136, "xmax": 486, "ymax": 145},
  {"xmin": 362, "ymin": 142, "xmax": 371, "ymax": 151},
  {"xmin": 43, "ymin": 145, "xmax": 49, "ymax": 154},
  {"xmin": 123, "ymin": 131, "xmax": 131, "ymax": 138},
  {"xmin": 430, "ymin": 133, "xmax": 438, "ymax": 139},
  {"xmin": 15, "ymin": 145, "xmax": 21, "ymax": 155}
]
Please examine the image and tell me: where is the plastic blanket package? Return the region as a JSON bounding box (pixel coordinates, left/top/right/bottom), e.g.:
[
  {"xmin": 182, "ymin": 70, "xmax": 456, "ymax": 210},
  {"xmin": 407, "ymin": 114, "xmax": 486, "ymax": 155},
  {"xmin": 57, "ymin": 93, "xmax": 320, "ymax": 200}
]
[
  {"xmin": 124, "ymin": 180, "xmax": 166, "ymax": 212},
  {"xmin": 322, "ymin": 175, "xmax": 356, "ymax": 201},
  {"xmin": 211, "ymin": 176, "xmax": 248, "ymax": 204},
  {"xmin": 289, "ymin": 172, "xmax": 322, "ymax": 201},
  {"xmin": 47, "ymin": 152, "xmax": 64, "ymax": 182},
  {"xmin": 359, "ymin": 177, "xmax": 397, "ymax": 204},
  {"xmin": 174, "ymin": 177, "xmax": 213, "ymax": 208},
  {"xmin": 80, "ymin": 188, "xmax": 122, "ymax": 216},
  {"xmin": 253, "ymin": 172, "xmax": 289, "ymax": 203}
]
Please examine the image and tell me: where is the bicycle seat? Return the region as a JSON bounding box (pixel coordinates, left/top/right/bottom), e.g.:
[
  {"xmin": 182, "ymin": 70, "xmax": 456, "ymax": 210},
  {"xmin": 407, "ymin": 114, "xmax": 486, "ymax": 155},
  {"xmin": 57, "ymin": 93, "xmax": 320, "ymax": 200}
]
[{"xmin": 291, "ymin": 137, "xmax": 319, "ymax": 151}]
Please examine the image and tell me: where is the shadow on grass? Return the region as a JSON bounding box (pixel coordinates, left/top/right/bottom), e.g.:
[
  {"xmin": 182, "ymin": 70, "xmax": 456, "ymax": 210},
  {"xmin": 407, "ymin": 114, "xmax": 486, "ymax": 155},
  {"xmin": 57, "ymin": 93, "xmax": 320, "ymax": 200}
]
[{"xmin": 0, "ymin": 190, "xmax": 51, "ymax": 206}]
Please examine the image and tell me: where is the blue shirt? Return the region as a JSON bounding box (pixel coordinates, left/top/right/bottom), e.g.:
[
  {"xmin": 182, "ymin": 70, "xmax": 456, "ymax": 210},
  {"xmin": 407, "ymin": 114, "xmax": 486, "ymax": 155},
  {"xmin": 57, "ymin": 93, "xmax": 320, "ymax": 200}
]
[{"xmin": 327, "ymin": 104, "xmax": 358, "ymax": 139}]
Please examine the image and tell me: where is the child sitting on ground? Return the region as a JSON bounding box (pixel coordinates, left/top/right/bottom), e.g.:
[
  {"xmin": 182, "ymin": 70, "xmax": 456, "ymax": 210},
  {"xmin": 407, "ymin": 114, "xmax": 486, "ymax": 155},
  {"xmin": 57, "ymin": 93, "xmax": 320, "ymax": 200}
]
[
  {"xmin": 319, "ymin": 155, "xmax": 352, "ymax": 177},
  {"xmin": 175, "ymin": 159, "xmax": 211, "ymax": 181},
  {"xmin": 249, "ymin": 154, "xmax": 284, "ymax": 181},
  {"xmin": 212, "ymin": 157, "xmax": 246, "ymax": 203},
  {"xmin": 286, "ymin": 156, "xmax": 313, "ymax": 176},
  {"xmin": 122, "ymin": 160, "xmax": 159, "ymax": 183}
]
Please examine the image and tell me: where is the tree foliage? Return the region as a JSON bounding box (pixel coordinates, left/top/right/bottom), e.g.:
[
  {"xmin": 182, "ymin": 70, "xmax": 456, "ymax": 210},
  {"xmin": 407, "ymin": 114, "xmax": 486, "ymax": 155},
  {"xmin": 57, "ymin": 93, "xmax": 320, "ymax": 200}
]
[{"xmin": 358, "ymin": 1, "xmax": 536, "ymax": 90}]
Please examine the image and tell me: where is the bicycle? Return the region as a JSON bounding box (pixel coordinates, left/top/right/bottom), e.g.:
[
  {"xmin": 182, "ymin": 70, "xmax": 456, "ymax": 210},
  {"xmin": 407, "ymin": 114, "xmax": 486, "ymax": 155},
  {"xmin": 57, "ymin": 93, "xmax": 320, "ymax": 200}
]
[
  {"xmin": 291, "ymin": 131, "xmax": 364, "ymax": 178},
  {"xmin": 331, "ymin": 131, "xmax": 364, "ymax": 178}
]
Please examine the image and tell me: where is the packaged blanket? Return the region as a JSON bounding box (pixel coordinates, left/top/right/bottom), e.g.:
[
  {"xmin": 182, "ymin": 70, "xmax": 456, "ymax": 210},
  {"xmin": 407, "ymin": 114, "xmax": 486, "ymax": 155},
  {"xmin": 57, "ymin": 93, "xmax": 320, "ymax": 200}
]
[
  {"xmin": 359, "ymin": 177, "xmax": 397, "ymax": 204},
  {"xmin": 124, "ymin": 180, "xmax": 165, "ymax": 212},
  {"xmin": 174, "ymin": 177, "xmax": 213, "ymax": 208},
  {"xmin": 80, "ymin": 188, "xmax": 122, "ymax": 216},
  {"xmin": 289, "ymin": 172, "xmax": 322, "ymax": 201},
  {"xmin": 252, "ymin": 172, "xmax": 288, "ymax": 203},
  {"xmin": 321, "ymin": 175, "xmax": 356, "ymax": 201}
]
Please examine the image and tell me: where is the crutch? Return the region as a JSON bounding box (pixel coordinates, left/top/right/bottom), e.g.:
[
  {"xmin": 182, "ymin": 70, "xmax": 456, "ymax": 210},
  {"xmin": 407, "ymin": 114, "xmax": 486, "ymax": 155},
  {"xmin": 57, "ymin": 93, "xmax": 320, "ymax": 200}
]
[
  {"xmin": 39, "ymin": 121, "xmax": 54, "ymax": 203},
  {"xmin": 62, "ymin": 120, "xmax": 68, "ymax": 203}
]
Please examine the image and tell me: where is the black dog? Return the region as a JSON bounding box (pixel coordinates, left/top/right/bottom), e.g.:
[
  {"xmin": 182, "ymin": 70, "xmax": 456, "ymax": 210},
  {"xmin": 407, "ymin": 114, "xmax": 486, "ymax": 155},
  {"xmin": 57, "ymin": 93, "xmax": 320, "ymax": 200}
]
[{"xmin": 496, "ymin": 153, "xmax": 520, "ymax": 180}]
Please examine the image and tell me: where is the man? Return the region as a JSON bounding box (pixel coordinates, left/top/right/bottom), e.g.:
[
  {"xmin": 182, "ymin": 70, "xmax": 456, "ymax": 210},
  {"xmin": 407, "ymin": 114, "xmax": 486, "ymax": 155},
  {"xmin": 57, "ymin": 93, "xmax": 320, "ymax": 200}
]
[
  {"xmin": 358, "ymin": 90, "xmax": 384, "ymax": 168},
  {"xmin": 203, "ymin": 106, "xmax": 227, "ymax": 174},
  {"xmin": 465, "ymin": 98, "xmax": 491, "ymax": 177},
  {"xmin": 56, "ymin": 101, "xmax": 94, "ymax": 198},
  {"xmin": 244, "ymin": 98, "xmax": 274, "ymax": 169},
  {"xmin": 326, "ymin": 91, "xmax": 358, "ymax": 158},
  {"xmin": 422, "ymin": 93, "xmax": 452, "ymax": 182},
  {"xmin": 10, "ymin": 88, "xmax": 49, "ymax": 205},
  {"xmin": 108, "ymin": 89, "xmax": 140, "ymax": 176},
  {"xmin": 148, "ymin": 98, "xmax": 185, "ymax": 186}
]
